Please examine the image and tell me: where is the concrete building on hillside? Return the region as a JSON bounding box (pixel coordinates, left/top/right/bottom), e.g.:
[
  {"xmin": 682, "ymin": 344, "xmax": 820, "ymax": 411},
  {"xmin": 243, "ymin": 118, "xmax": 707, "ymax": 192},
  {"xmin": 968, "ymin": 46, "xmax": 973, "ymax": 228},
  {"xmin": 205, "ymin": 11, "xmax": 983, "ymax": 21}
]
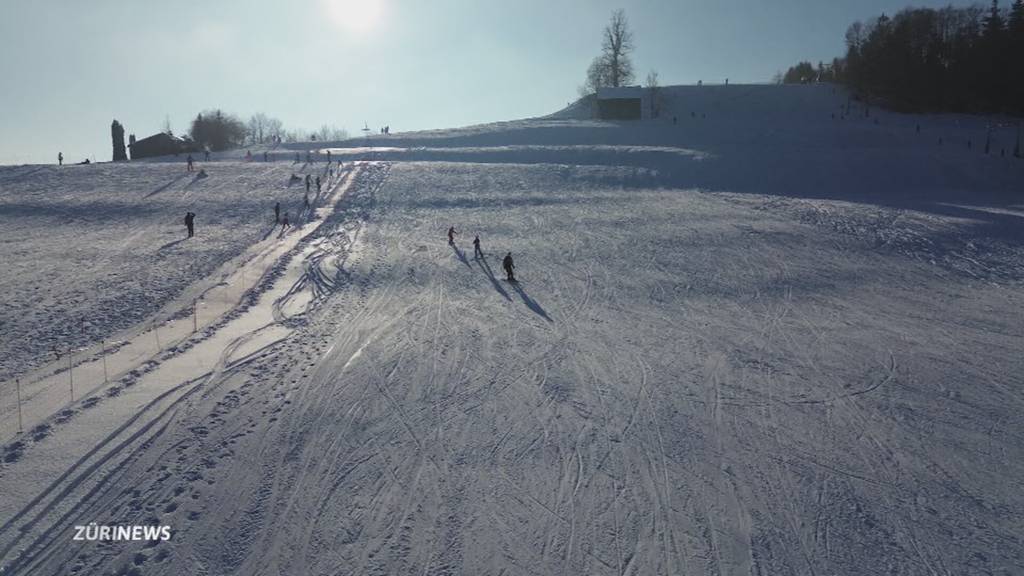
[
  {"xmin": 595, "ymin": 86, "xmax": 650, "ymax": 120},
  {"xmin": 128, "ymin": 133, "xmax": 195, "ymax": 160}
]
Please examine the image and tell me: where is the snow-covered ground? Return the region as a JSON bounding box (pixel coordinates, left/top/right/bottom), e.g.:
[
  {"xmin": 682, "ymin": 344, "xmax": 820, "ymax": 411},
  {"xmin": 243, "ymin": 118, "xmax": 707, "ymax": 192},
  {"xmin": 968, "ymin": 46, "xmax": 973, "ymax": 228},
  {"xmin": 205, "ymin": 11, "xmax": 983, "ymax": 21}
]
[{"xmin": 1, "ymin": 84, "xmax": 1023, "ymax": 575}]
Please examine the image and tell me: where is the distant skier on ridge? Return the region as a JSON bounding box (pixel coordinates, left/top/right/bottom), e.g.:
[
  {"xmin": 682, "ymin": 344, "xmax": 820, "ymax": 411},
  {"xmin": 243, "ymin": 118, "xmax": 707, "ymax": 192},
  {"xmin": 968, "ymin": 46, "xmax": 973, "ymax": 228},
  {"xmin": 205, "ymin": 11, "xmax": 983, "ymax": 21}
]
[{"xmin": 473, "ymin": 235, "xmax": 483, "ymax": 259}]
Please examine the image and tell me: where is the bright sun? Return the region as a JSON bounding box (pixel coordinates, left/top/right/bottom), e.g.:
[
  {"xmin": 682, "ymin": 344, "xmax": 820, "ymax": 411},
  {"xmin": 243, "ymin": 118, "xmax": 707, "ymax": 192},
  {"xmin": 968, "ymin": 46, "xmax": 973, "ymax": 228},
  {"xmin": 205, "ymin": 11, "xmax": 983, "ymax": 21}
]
[{"xmin": 322, "ymin": 0, "xmax": 386, "ymax": 36}]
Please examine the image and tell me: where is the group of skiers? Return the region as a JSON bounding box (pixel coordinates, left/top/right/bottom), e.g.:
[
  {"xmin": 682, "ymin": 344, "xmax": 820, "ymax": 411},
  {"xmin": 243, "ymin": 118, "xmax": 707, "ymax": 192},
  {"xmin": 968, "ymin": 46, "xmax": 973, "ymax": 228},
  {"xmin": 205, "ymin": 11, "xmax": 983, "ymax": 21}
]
[{"xmin": 447, "ymin": 227, "xmax": 516, "ymax": 282}]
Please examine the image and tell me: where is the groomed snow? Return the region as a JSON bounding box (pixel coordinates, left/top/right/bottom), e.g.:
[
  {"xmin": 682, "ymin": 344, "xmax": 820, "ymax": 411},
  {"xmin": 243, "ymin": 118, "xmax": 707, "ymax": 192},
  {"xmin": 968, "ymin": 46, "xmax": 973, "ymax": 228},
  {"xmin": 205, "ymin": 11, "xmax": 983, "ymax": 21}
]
[{"xmin": 1, "ymin": 84, "xmax": 1022, "ymax": 575}]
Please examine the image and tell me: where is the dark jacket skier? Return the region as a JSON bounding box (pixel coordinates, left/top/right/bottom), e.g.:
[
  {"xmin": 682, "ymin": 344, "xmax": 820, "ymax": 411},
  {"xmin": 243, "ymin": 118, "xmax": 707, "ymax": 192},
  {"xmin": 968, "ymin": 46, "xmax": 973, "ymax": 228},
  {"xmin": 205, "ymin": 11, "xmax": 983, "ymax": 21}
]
[
  {"xmin": 447, "ymin": 227, "xmax": 457, "ymax": 244},
  {"xmin": 184, "ymin": 211, "xmax": 195, "ymax": 238},
  {"xmin": 316, "ymin": 176, "xmax": 321, "ymax": 193},
  {"xmin": 502, "ymin": 252, "xmax": 515, "ymax": 282},
  {"xmin": 186, "ymin": 155, "xmax": 194, "ymax": 172},
  {"xmin": 58, "ymin": 152, "xmax": 63, "ymax": 166},
  {"xmin": 305, "ymin": 174, "xmax": 311, "ymax": 192},
  {"xmin": 473, "ymin": 235, "xmax": 482, "ymax": 258}
]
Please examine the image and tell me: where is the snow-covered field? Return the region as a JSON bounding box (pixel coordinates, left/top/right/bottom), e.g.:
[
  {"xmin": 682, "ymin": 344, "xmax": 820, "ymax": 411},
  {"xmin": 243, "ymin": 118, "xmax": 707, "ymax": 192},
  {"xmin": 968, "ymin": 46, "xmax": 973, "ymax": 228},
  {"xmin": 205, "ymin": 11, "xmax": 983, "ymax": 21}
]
[{"xmin": 1, "ymin": 84, "xmax": 1022, "ymax": 575}]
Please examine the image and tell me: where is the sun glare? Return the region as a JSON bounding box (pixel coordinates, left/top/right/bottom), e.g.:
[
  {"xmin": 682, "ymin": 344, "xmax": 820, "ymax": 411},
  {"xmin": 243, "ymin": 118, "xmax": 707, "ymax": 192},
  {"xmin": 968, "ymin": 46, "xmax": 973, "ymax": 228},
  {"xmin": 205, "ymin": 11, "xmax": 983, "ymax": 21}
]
[{"xmin": 322, "ymin": 0, "xmax": 386, "ymax": 37}]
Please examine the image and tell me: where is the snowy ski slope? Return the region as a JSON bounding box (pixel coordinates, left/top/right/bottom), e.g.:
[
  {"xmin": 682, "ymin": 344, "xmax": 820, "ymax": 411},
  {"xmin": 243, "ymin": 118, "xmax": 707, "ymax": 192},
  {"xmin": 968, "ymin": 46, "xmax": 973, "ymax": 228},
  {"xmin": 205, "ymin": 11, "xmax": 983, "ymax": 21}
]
[{"xmin": 1, "ymin": 84, "xmax": 1022, "ymax": 575}]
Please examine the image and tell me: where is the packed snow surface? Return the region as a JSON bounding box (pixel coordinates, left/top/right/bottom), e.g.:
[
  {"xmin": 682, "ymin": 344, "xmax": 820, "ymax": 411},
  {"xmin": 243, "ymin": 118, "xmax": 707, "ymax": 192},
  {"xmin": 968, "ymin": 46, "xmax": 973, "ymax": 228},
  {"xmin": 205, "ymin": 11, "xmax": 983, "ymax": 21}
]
[{"xmin": 1, "ymin": 84, "xmax": 1022, "ymax": 575}]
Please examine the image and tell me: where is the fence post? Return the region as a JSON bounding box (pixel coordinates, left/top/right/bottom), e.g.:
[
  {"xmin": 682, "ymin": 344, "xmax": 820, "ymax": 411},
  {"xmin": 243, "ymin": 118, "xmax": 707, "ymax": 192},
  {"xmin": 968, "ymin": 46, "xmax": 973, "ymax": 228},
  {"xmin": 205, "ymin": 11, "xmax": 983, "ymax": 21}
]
[
  {"xmin": 15, "ymin": 378, "xmax": 23, "ymax": 434},
  {"xmin": 102, "ymin": 340, "xmax": 109, "ymax": 384},
  {"xmin": 68, "ymin": 352, "xmax": 74, "ymax": 402}
]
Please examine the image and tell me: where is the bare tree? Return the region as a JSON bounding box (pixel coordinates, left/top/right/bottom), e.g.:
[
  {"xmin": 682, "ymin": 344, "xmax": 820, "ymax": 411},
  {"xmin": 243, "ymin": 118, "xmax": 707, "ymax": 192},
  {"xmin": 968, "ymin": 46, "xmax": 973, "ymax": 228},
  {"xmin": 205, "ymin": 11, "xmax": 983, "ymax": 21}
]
[
  {"xmin": 317, "ymin": 125, "xmax": 350, "ymax": 142},
  {"xmin": 247, "ymin": 113, "xmax": 270, "ymax": 144},
  {"xmin": 645, "ymin": 70, "xmax": 661, "ymax": 117},
  {"xmin": 582, "ymin": 9, "xmax": 636, "ymax": 95},
  {"xmin": 602, "ymin": 9, "xmax": 635, "ymax": 87},
  {"xmin": 265, "ymin": 117, "xmax": 283, "ymax": 142}
]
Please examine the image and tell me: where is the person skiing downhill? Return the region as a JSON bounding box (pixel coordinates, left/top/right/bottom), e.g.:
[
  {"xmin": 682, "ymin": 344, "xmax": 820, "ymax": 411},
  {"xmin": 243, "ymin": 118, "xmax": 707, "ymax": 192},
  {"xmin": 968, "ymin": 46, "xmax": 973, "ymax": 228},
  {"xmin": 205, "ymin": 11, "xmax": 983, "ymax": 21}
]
[
  {"xmin": 184, "ymin": 211, "xmax": 195, "ymax": 238},
  {"xmin": 447, "ymin": 227, "xmax": 457, "ymax": 244},
  {"xmin": 473, "ymin": 235, "xmax": 482, "ymax": 258},
  {"xmin": 502, "ymin": 252, "xmax": 516, "ymax": 282},
  {"xmin": 186, "ymin": 154, "xmax": 194, "ymax": 172}
]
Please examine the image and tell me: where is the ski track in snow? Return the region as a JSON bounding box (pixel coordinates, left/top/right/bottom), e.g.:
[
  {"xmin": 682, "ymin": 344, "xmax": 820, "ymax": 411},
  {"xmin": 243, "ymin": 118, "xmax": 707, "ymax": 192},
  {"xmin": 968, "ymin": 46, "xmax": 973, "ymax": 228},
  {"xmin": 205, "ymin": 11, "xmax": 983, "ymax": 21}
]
[{"xmin": 1, "ymin": 84, "xmax": 1023, "ymax": 575}]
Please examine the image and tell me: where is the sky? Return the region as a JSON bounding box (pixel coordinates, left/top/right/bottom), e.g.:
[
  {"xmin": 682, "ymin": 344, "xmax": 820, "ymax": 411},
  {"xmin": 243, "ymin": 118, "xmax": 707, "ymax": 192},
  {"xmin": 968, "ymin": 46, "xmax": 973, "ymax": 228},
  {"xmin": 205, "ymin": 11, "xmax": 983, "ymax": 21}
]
[{"xmin": 0, "ymin": 0, "xmax": 970, "ymax": 165}]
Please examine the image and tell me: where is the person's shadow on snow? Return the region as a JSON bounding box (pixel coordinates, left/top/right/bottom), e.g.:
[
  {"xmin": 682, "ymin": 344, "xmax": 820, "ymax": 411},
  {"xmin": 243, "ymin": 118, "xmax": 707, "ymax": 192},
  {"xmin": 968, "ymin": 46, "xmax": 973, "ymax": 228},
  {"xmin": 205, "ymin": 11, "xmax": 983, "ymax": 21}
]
[
  {"xmin": 510, "ymin": 280, "xmax": 553, "ymax": 323},
  {"xmin": 450, "ymin": 243, "xmax": 472, "ymax": 268},
  {"xmin": 476, "ymin": 254, "xmax": 511, "ymax": 301},
  {"xmin": 158, "ymin": 237, "xmax": 188, "ymax": 251}
]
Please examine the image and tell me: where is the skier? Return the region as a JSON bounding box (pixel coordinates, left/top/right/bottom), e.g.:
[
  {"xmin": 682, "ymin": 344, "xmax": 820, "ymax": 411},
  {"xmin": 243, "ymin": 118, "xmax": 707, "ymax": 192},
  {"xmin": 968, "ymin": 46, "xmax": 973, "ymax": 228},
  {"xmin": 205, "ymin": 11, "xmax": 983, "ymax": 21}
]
[
  {"xmin": 186, "ymin": 154, "xmax": 194, "ymax": 172},
  {"xmin": 184, "ymin": 211, "xmax": 195, "ymax": 238},
  {"xmin": 204, "ymin": 148, "xmax": 210, "ymax": 161},
  {"xmin": 58, "ymin": 152, "xmax": 63, "ymax": 166},
  {"xmin": 304, "ymin": 192, "xmax": 310, "ymax": 209},
  {"xmin": 305, "ymin": 174, "xmax": 311, "ymax": 192},
  {"xmin": 502, "ymin": 252, "xmax": 516, "ymax": 282},
  {"xmin": 316, "ymin": 176, "xmax": 321, "ymax": 193},
  {"xmin": 472, "ymin": 235, "xmax": 482, "ymax": 259},
  {"xmin": 447, "ymin": 226, "xmax": 457, "ymax": 245},
  {"xmin": 274, "ymin": 202, "xmax": 280, "ymax": 223},
  {"xmin": 264, "ymin": 151, "xmax": 269, "ymax": 162},
  {"xmin": 326, "ymin": 150, "xmax": 331, "ymax": 163},
  {"xmin": 281, "ymin": 212, "xmax": 290, "ymax": 230}
]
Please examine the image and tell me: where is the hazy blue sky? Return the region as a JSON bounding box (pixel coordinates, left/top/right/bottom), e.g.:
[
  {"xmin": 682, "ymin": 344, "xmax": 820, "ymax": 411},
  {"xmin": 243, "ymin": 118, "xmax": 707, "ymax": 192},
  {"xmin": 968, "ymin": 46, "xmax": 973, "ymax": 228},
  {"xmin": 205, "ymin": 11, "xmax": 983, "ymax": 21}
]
[{"xmin": 0, "ymin": 0, "xmax": 965, "ymax": 165}]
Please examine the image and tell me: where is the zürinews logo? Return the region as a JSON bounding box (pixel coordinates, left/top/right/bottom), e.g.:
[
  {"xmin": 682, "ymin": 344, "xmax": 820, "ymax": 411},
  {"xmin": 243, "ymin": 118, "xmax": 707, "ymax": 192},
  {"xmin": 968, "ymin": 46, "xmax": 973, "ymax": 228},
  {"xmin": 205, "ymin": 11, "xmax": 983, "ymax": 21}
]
[{"xmin": 73, "ymin": 524, "xmax": 172, "ymax": 542}]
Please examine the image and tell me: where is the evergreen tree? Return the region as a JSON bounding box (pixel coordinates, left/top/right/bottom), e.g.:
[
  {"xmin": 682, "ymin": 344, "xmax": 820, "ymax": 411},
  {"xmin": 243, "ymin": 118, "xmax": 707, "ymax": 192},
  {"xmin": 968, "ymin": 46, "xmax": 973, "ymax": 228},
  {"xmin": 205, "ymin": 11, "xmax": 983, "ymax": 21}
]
[{"xmin": 111, "ymin": 120, "xmax": 127, "ymax": 162}]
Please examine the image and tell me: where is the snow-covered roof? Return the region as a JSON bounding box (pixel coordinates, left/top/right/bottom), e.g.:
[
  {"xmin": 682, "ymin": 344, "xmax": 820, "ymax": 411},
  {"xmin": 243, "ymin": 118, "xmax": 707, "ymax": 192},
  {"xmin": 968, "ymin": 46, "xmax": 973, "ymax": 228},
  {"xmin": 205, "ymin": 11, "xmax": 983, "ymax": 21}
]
[{"xmin": 597, "ymin": 86, "xmax": 645, "ymax": 100}]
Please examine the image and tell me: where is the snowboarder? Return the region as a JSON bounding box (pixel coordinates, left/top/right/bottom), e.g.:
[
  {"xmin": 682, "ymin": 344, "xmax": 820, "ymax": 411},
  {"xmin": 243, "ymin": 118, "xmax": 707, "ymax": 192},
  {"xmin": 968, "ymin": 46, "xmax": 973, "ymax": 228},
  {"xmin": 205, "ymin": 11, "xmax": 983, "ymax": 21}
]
[
  {"xmin": 316, "ymin": 176, "xmax": 321, "ymax": 193},
  {"xmin": 473, "ymin": 235, "xmax": 482, "ymax": 259},
  {"xmin": 447, "ymin": 227, "xmax": 457, "ymax": 245},
  {"xmin": 184, "ymin": 211, "xmax": 195, "ymax": 238},
  {"xmin": 58, "ymin": 152, "xmax": 63, "ymax": 166},
  {"xmin": 186, "ymin": 154, "xmax": 194, "ymax": 172},
  {"xmin": 274, "ymin": 202, "xmax": 280, "ymax": 223},
  {"xmin": 305, "ymin": 174, "xmax": 311, "ymax": 192},
  {"xmin": 502, "ymin": 252, "xmax": 516, "ymax": 282}
]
